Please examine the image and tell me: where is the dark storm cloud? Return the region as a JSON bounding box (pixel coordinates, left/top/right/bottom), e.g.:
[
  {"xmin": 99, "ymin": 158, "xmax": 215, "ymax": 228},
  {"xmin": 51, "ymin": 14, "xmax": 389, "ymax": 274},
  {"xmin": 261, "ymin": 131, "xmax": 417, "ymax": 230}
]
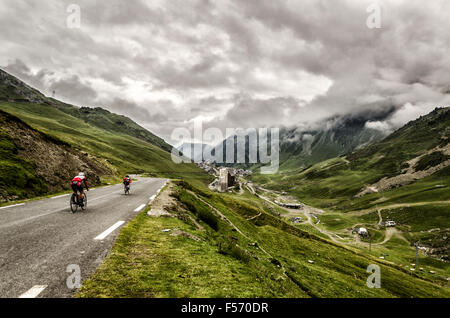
[
  {"xmin": 204, "ymin": 94, "xmax": 310, "ymax": 132},
  {"xmin": 1, "ymin": 0, "xmax": 449, "ymax": 144}
]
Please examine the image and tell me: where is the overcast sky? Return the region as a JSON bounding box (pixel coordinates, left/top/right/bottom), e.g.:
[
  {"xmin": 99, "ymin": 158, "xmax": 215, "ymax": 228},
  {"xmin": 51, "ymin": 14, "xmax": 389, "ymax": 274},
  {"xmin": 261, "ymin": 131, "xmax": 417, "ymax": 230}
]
[{"xmin": 1, "ymin": 0, "xmax": 449, "ymax": 145}]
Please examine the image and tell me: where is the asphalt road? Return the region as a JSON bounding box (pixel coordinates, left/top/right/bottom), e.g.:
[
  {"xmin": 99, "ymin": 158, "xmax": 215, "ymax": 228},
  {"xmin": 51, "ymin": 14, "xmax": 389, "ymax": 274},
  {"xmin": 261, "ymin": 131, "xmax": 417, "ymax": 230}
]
[{"xmin": 0, "ymin": 177, "xmax": 167, "ymax": 298}]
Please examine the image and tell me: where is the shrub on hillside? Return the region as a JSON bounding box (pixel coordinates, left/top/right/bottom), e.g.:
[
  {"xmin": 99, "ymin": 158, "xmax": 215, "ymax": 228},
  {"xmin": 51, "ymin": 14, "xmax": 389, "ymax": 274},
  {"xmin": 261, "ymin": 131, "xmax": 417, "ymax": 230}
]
[
  {"xmin": 172, "ymin": 188, "xmax": 219, "ymax": 231},
  {"xmin": 218, "ymin": 236, "xmax": 251, "ymax": 263},
  {"xmin": 414, "ymin": 151, "xmax": 450, "ymax": 171}
]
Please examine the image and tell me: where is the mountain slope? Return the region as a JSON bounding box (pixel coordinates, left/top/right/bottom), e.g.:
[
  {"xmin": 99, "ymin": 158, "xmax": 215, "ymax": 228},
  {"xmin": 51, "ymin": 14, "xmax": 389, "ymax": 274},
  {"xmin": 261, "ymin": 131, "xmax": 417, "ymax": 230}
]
[
  {"xmin": 0, "ymin": 109, "xmax": 112, "ymax": 202},
  {"xmin": 250, "ymin": 107, "xmax": 450, "ymax": 261},
  {"xmin": 0, "ymin": 69, "xmax": 171, "ymax": 152},
  {"xmin": 279, "ymin": 115, "xmax": 387, "ymax": 170},
  {"xmin": 252, "ymin": 107, "xmax": 450, "ymax": 209},
  {"xmin": 211, "ymin": 115, "xmax": 387, "ymax": 171},
  {"xmin": 77, "ymin": 180, "xmax": 450, "ymax": 297},
  {"xmin": 0, "ymin": 69, "xmax": 210, "ymax": 203},
  {"xmin": 177, "ymin": 142, "xmax": 213, "ymax": 162},
  {"xmin": 0, "ymin": 69, "xmax": 47, "ymax": 104}
]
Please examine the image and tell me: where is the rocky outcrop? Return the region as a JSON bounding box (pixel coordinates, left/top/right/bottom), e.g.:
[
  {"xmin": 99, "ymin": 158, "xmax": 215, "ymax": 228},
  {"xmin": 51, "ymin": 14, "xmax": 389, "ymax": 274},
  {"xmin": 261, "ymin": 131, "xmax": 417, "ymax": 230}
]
[
  {"xmin": 356, "ymin": 143, "xmax": 450, "ymax": 197},
  {"xmin": 0, "ymin": 69, "xmax": 47, "ymax": 104},
  {"xmin": 0, "ymin": 110, "xmax": 113, "ymax": 202}
]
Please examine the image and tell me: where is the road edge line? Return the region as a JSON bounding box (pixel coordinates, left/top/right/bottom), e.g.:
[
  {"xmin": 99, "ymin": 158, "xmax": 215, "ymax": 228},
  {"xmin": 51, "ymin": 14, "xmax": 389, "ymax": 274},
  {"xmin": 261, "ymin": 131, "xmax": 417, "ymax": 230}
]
[
  {"xmin": 19, "ymin": 285, "xmax": 48, "ymax": 298},
  {"xmin": 94, "ymin": 221, "xmax": 125, "ymax": 240}
]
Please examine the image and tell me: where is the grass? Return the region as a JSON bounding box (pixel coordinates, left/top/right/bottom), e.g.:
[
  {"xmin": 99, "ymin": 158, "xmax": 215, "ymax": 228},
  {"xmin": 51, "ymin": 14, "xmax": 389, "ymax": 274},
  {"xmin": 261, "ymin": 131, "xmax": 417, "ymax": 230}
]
[
  {"xmin": 77, "ymin": 204, "xmax": 307, "ymax": 298},
  {"xmin": 172, "ymin": 188, "xmax": 220, "ymax": 231},
  {"xmin": 77, "ymin": 180, "xmax": 450, "ymax": 298},
  {"xmin": 378, "ymin": 205, "xmax": 450, "ymax": 232},
  {"xmin": 415, "ymin": 151, "xmax": 450, "ymax": 171},
  {"xmin": 250, "ymin": 107, "xmax": 450, "ymax": 212},
  {"xmin": 0, "ymin": 101, "xmax": 212, "ymax": 201},
  {"xmin": 316, "ymin": 213, "xmax": 357, "ymax": 231},
  {"xmin": 2, "ymin": 73, "xmax": 448, "ymax": 297},
  {"xmin": 0, "ymin": 128, "xmax": 48, "ymax": 199}
]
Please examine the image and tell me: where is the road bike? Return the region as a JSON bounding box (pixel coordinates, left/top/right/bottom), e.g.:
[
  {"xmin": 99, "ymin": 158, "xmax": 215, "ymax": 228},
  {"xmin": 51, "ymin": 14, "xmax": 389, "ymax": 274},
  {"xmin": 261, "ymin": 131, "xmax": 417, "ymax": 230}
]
[
  {"xmin": 124, "ymin": 184, "xmax": 130, "ymax": 195},
  {"xmin": 70, "ymin": 191, "xmax": 87, "ymax": 213}
]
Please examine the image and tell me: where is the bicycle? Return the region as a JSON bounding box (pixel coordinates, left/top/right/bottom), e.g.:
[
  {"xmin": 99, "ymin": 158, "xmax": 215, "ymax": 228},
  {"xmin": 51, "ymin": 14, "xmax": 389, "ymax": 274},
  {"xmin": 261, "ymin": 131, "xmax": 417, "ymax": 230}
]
[
  {"xmin": 124, "ymin": 184, "xmax": 130, "ymax": 195},
  {"xmin": 70, "ymin": 191, "xmax": 87, "ymax": 213}
]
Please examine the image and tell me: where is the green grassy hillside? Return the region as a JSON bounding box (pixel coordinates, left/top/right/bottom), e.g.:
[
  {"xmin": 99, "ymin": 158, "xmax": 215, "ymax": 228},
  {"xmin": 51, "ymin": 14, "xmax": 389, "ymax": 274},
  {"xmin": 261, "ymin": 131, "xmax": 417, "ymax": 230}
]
[
  {"xmin": 251, "ymin": 107, "xmax": 450, "ymax": 210},
  {"xmin": 49, "ymin": 102, "xmax": 172, "ymax": 153},
  {"xmin": 77, "ymin": 180, "xmax": 449, "ymax": 298},
  {"xmin": 0, "ymin": 101, "xmax": 209, "ymax": 184},
  {"xmin": 250, "ymin": 107, "xmax": 449, "ymax": 268},
  {"xmin": 0, "ymin": 69, "xmax": 171, "ymax": 152},
  {"xmin": 0, "ymin": 69, "xmax": 211, "ymax": 201},
  {"xmin": 0, "ymin": 125, "xmax": 47, "ymax": 199}
]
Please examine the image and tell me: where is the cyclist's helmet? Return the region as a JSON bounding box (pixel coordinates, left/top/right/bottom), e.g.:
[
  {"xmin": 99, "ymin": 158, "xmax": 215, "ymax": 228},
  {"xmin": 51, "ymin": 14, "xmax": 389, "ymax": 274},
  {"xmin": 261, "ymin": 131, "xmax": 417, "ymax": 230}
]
[
  {"xmin": 126, "ymin": 175, "xmax": 129, "ymax": 178},
  {"xmin": 79, "ymin": 172, "xmax": 85, "ymax": 177}
]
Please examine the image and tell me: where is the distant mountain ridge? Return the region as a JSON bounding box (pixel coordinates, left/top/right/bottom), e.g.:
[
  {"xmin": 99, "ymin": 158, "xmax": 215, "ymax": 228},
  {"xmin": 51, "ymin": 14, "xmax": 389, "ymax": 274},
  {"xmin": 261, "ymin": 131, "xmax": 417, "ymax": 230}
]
[
  {"xmin": 0, "ymin": 69, "xmax": 47, "ymax": 104},
  {"xmin": 177, "ymin": 142, "xmax": 215, "ymax": 162},
  {"xmin": 0, "ymin": 68, "xmax": 208, "ymax": 202},
  {"xmin": 251, "ymin": 106, "xmax": 450, "ymax": 207},
  {"xmin": 0, "ymin": 69, "xmax": 172, "ymax": 152},
  {"xmin": 208, "ymin": 114, "xmax": 389, "ymax": 171},
  {"xmin": 278, "ymin": 114, "xmax": 389, "ymax": 170}
]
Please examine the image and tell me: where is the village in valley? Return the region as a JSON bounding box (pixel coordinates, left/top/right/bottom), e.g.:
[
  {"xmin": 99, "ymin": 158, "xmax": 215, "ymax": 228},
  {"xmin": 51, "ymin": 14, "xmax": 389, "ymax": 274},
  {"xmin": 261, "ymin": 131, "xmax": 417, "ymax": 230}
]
[{"xmin": 196, "ymin": 161, "xmax": 404, "ymax": 254}]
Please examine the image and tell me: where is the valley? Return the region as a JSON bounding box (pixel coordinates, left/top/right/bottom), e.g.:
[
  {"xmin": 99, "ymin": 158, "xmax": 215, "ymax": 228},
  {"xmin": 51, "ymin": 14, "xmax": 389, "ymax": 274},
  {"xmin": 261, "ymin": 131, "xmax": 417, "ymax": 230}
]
[
  {"xmin": 242, "ymin": 181, "xmax": 449, "ymax": 277},
  {"xmin": 0, "ymin": 68, "xmax": 448, "ymax": 298}
]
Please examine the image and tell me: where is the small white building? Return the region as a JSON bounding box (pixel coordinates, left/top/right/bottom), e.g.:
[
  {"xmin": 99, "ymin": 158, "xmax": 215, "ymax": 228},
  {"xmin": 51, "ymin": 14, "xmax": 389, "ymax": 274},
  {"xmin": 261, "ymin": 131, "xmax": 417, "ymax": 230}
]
[
  {"xmin": 358, "ymin": 227, "xmax": 369, "ymax": 237},
  {"xmin": 386, "ymin": 221, "xmax": 396, "ymax": 227}
]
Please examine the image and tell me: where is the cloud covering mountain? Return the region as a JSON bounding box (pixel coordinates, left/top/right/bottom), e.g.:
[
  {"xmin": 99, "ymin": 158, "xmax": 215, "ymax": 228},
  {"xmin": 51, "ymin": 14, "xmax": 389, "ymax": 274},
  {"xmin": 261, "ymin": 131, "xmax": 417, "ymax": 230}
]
[{"xmin": 1, "ymin": 0, "xmax": 449, "ymax": 144}]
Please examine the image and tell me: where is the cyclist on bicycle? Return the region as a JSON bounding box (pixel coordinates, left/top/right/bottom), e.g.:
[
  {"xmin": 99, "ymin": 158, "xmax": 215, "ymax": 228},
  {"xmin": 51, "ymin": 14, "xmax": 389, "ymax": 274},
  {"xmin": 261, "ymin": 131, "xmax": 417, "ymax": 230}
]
[
  {"xmin": 71, "ymin": 172, "xmax": 89, "ymax": 206},
  {"xmin": 123, "ymin": 175, "xmax": 131, "ymax": 189}
]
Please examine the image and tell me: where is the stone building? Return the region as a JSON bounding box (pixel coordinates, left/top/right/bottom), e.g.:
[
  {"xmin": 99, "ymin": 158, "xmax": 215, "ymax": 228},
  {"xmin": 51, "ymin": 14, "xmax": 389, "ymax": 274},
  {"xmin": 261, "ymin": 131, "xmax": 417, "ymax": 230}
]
[{"xmin": 219, "ymin": 168, "xmax": 236, "ymax": 192}]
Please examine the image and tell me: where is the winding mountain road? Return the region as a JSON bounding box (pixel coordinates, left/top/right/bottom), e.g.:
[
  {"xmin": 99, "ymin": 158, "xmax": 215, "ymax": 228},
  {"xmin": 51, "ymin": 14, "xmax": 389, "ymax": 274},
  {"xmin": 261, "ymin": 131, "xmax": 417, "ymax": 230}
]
[{"xmin": 0, "ymin": 177, "xmax": 167, "ymax": 298}]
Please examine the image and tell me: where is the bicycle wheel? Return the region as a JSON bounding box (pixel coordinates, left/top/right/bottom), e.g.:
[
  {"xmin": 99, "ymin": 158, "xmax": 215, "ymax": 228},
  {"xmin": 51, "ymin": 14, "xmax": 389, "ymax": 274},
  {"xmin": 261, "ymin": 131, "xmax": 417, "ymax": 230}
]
[
  {"xmin": 81, "ymin": 193, "xmax": 87, "ymax": 211},
  {"xmin": 70, "ymin": 194, "xmax": 78, "ymax": 213}
]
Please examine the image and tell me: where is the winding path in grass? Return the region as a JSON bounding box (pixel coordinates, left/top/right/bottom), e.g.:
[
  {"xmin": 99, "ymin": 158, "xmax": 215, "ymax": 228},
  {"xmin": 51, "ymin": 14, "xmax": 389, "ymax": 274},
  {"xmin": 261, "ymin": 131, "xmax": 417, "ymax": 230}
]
[
  {"xmin": 245, "ymin": 181, "xmax": 416, "ymax": 247},
  {"xmin": 244, "ymin": 184, "xmax": 340, "ymax": 243},
  {"xmin": 346, "ymin": 200, "xmax": 450, "ymax": 217}
]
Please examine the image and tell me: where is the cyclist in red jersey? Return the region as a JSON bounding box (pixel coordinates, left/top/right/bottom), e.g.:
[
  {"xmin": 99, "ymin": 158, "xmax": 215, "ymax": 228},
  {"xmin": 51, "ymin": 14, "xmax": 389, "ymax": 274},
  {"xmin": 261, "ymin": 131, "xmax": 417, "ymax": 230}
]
[
  {"xmin": 123, "ymin": 175, "xmax": 131, "ymax": 187},
  {"xmin": 71, "ymin": 172, "xmax": 89, "ymax": 205}
]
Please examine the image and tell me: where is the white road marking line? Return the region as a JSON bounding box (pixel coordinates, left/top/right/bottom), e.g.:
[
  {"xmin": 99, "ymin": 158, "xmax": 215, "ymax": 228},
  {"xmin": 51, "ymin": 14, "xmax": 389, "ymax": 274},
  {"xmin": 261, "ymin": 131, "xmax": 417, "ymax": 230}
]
[
  {"xmin": 149, "ymin": 182, "xmax": 166, "ymax": 203},
  {"xmin": 0, "ymin": 203, "xmax": 25, "ymax": 210},
  {"xmin": 156, "ymin": 184, "xmax": 166, "ymax": 193},
  {"xmin": 94, "ymin": 221, "xmax": 125, "ymax": 240},
  {"xmin": 134, "ymin": 204, "xmax": 146, "ymax": 212},
  {"xmin": 19, "ymin": 285, "xmax": 47, "ymax": 298},
  {"xmin": 50, "ymin": 194, "xmax": 70, "ymax": 199}
]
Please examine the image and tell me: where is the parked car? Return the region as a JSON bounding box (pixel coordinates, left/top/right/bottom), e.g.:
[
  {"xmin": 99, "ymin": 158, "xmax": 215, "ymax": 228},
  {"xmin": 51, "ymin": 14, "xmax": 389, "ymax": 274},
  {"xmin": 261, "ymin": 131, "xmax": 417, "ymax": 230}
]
[{"xmin": 386, "ymin": 220, "xmax": 396, "ymax": 227}]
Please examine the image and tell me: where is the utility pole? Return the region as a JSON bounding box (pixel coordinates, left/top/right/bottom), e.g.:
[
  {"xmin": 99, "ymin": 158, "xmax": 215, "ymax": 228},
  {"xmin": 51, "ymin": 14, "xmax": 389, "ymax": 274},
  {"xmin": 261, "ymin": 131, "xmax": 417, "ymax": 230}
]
[{"xmin": 415, "ymin": 243, "xmax": 419, "ymax": 267}]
